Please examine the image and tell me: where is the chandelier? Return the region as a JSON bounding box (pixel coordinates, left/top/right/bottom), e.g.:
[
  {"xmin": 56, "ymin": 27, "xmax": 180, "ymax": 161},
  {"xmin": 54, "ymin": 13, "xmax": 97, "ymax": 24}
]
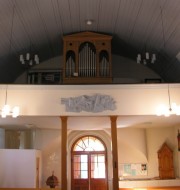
[
  {"xmin": 20, "ymin": 53, "xmax": 39, "ymax": 66},
  {"xmin": 156, "ymin": 84, "xmax": 180, "ymax": 117},
  {"xmin": 136, "ymin": 52, "xmax": 156, "ymax": 65},
  {"xmin": 1, "ymin": 87, "xmax": 20, "ymax": 118}
]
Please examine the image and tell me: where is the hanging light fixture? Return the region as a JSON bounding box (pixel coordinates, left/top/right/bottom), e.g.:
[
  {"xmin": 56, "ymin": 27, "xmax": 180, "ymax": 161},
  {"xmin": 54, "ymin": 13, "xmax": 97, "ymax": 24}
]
[
  {"xmin": 1, "ymin": 86, "xmax": 20, "ymax": 118},
  {"xmin": 0, "ymin": 5, "xmax": 20, "ymax": 118},
  {"xmin": 137, "ymin": 6, "xmax": 166, "ymax": 65},
  {"xmin": 156, "ymin": 84, "xmax": 180, "ymax": 117},
  {"xmin": 137, "ymin": 52, "xmax": 156, "ymax": 65},
  {"xmin": 20, "ymin": 52, "xmax": 39, "ymax": 66}
]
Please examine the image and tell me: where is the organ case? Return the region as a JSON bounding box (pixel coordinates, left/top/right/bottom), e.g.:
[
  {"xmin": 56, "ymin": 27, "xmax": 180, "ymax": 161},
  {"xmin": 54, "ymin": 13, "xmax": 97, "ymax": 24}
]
[{"xmin": 63, "ymin": 32, "xmax": 112, "ymax": 84}]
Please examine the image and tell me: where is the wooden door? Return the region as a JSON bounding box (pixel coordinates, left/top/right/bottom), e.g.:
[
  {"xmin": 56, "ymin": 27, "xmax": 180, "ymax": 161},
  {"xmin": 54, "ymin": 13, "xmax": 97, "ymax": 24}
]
[
  {"xmin": 72, "ymin": 154, "xmax": 89, "ymax": 190},
  {"xmin": 71, "ymin": 136, "xmax": 108, "ymax": 190},
  {"xmin": 72, "ymin": 153, "xmax": 108, "ymax": 190},
  {"xmin": 90, "ymin": 153, "xmax": 108, "ymax": 190}
]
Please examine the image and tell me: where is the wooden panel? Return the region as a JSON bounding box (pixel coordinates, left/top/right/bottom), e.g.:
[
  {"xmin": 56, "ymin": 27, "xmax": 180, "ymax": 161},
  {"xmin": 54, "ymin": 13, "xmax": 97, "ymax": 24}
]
[
  {"xmin": 158, "ymin": 143, "xmax": 175, "ymax": 179},
  {"xmin": 63, "ymin": 77, "xmax": 112, "ymax": 84},
  {"xmin": 91, "ymin": 178, "xmax": 108, "ymax": 190},
  {"xmin": 73, "ymin": 179, "xmax": 89, "ymax": 190}
]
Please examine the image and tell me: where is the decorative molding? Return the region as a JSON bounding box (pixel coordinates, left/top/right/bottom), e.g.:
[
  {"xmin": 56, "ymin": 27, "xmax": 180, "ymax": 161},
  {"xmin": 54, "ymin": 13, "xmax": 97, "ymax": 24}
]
[{"xmin": 61, "ymin": 94, "xmax": 116, "ymax": 113}]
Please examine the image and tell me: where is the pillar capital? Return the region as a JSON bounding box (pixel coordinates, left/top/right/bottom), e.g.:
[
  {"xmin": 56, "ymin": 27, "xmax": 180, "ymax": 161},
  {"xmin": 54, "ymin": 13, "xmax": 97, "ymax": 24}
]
[
  {"xmin": 110, "ymin": 115, "xmax": 118, "ymax": 123},
  {"xmin": 60, "ymin": 116, "xmax": 68, "ymax": 122}
]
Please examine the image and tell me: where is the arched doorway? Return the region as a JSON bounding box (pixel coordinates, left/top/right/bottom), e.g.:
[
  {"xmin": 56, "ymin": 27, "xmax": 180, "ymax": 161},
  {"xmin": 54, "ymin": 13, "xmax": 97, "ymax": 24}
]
[{"xmin": 71, "ymin": 135, "xmax": 108, "ymax": 190}]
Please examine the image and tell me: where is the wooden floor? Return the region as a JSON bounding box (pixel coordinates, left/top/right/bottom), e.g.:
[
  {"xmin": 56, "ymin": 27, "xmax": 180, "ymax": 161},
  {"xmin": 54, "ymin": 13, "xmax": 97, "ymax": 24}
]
[
  {"xmin": 119, "ymin": 187, "xmax": 180, "ymax": 190},
  {"xmin": 0, "ymin": 187, "xmax": 179, "ymax": 190},
  {"xmin": 0, "ymin": 189, "xmax": 61, "ymax": 190}
]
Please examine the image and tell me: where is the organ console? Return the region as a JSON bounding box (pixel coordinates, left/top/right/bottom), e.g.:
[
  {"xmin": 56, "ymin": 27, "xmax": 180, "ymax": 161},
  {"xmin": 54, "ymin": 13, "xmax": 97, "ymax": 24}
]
[{"xmin": 63, "ymin": 31, "xmax": 112, "ymax": 84}]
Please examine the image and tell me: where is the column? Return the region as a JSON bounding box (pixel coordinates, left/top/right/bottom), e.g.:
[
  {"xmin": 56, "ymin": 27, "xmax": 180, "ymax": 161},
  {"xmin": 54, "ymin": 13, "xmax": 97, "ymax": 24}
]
[
  {"xmin": 60, "ymin": 116, "xmax": 68, "ymax": 190},
  {"xmin": 110, "ymin": 116, "xmax": 119, "ymax": 190}
]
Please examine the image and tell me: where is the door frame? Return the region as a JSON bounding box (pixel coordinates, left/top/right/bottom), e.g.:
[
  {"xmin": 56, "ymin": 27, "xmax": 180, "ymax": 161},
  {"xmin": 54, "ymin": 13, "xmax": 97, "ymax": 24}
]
[{"xmin": 71, "ymin": 135, "xmax": 108, "ymax": 190}]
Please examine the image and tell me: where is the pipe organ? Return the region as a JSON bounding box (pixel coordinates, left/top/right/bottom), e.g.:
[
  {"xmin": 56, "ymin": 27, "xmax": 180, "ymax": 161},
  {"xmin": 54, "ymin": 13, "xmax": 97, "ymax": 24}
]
[{"xmin": 63, "ymin": 32, "xmax": 112, "ymax": 84}]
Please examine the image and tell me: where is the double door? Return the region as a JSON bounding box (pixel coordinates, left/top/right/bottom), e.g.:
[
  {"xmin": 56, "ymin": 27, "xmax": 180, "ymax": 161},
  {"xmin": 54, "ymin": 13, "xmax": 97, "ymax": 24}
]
[{"xmin": 71, "ymin": 152, "xmax": 108, "ymax": 190}]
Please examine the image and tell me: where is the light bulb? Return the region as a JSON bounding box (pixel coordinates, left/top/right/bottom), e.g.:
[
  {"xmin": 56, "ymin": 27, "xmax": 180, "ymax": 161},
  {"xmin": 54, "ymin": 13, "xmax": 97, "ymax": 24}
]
[
  {"xmin": 2, "ymin": 105, "xmax": 10, "ymax": 115},
  {"xmin": 12, "ymin": 106, "xmax": 20, "ymax": 118}
]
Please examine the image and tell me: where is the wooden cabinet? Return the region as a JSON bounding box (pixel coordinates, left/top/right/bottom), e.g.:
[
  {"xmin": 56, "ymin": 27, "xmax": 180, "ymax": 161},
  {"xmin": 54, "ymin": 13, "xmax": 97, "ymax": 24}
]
[
  {"xmin": 158, "ymin": 143, "xmax": 175, "ymax": 179},
  {"xmin": 62, "ymin": 31, "xmax": 112, "ymax": 84}
]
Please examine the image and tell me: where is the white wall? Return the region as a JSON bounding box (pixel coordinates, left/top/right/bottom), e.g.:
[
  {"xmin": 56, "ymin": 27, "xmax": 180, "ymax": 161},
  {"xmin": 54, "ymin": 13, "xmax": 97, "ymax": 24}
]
[
  {"xmin": 146, "ymin": 126, "xmax": 178, "ymax": 178},
  {"xmin": 0, "ymin": 83, "xmax": 180, "ymax": 117},
  {"xmin": 35, "ymin": 129, "xmax": 61, "ymax": 188},
  {"xmin": 117, "ymin": 128, "xmax": 148, "ymax": 163},
  {"xmin": 0, "ymin": 149, "xmax": 42, "ymax": 188}
]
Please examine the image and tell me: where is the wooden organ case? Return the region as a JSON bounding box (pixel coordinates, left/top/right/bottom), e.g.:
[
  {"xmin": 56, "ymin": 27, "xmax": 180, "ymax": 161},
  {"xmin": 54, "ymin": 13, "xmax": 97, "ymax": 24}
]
[{"xmin": 63, "ymin": 32, "xmax": 112, "ymax": 84}]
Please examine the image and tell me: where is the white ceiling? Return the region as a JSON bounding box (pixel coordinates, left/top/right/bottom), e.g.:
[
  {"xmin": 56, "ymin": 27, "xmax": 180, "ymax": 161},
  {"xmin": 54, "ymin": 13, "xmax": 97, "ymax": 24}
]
[{"xmin": 1, "ymin": 115, "xmax": 180, "ymax": 130}]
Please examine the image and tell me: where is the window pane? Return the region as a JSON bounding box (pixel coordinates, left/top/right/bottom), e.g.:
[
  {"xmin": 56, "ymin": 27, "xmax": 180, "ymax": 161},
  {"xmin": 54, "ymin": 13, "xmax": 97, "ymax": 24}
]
[
  {"xmin": 74, "ymin": 171, "xmax": 80, "ymax": 179},
  {"xmin": 81, "ymin": 163, "xmax": 87, "ymax": 170},
  {"xmin": 74, "ymin": 155, "xmax": 80, "ymax": 162},
  {"xmin": 98, "ymin": 155, "xmax": 105, "ymax": 162},
  {"xmin": 91, "ymin": 154, "xmax": 106, "ymax": 178},
  {"xmin": 81, "ymin": 155, "xmax": 87, "ymax": 162},
  {"xmin": 74, "ymin": 162, "xmax": 80, "ymax": 170},
  {"xmin": 73, "ymin": 136, "xmax": 105, "ymax": 151},
  {"xmin": 91, "ymin": 154, "xmax": 97, "ymax": 162},
  {"xmin": 81, "ymin": 171, "xmax": 88, "ymax": 179}
]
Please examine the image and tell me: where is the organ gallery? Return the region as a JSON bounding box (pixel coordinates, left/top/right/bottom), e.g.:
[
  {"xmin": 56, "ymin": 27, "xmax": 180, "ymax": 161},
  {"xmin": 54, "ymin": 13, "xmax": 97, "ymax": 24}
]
[{"xmin": 62, "ymin": 31, "xmax": 112, "ymax": 84}]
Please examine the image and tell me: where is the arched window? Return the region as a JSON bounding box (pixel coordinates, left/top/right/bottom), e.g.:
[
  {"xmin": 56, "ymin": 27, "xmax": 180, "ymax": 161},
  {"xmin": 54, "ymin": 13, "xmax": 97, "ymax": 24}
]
[{"xmin": 73, "ymin": 136, "xmax": 105, "ymax": 151}]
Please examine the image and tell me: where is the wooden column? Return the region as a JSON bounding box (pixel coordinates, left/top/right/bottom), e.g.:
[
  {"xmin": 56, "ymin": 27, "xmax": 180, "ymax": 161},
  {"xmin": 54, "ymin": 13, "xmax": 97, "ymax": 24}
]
[
  {"xmin": 110, "ymin": 116, "xmax": 119, "ymax": 190},
  {"xmin": 60, "ymin": 116, "xmax": 68, "ymax": 190}
]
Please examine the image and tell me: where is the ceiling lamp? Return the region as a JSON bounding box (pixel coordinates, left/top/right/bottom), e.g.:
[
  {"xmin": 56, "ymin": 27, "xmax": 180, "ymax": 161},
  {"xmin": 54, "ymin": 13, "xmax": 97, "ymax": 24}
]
[
  {"xmin": 137, "ymin": 52, "xmax": 156, "ymax": 65},
  {"xmin": 156, "ymin": 84, "xmax": 180, "ymax": 117},
  {"xmin": 86, "ymin": 19, "xmax": 93, "ymax": 25},
  {"xmin": 20, "ymin": 53, "xmax": 39, "ymax": 66},
  {"xmin": 1, "ymin": 87, "xmax": 20, "ymax": 118}
]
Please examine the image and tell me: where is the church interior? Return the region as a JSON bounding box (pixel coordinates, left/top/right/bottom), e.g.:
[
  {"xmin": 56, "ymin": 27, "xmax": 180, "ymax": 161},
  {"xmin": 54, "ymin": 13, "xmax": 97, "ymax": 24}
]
[{"xmin": 0, "ymin": 1, "xmax": 180, "ymax": 190}]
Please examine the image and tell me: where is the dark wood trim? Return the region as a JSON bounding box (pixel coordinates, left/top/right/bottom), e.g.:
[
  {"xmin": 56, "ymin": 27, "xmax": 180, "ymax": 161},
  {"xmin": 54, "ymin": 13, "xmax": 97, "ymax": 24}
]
[
  {"xmin": 60, "ymin": 116, "xmax": 68, "ymax": 190},
  {"xmin": 110, "ymin": 116, "xmax": 119, "ymax": 190}
]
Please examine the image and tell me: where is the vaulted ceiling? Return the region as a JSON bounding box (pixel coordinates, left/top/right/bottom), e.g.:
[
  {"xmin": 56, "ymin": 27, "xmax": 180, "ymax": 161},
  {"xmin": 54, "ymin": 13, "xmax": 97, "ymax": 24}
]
[{"xmin": 1, "ymin": 0, "xmax": 180, "ymax": 83}]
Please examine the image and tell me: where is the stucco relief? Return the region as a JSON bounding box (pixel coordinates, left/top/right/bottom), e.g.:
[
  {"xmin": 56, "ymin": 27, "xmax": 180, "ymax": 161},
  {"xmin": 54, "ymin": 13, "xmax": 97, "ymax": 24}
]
[{"xmin": 61, "ymin": 94, "xmax": 116, "ymax": 113}]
